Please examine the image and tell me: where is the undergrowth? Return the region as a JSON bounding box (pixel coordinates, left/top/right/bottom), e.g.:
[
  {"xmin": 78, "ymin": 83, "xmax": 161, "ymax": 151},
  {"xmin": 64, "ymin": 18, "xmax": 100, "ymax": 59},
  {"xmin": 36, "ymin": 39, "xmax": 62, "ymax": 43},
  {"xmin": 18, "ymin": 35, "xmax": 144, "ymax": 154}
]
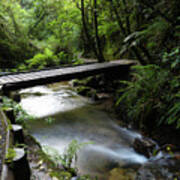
[
  {"xmin": 41, "ymin": 140, "xmax": 94, "ymax": 180},
  {"xmin": 116, "ymin": 64, "xmax": 180, "ymax": 130}
]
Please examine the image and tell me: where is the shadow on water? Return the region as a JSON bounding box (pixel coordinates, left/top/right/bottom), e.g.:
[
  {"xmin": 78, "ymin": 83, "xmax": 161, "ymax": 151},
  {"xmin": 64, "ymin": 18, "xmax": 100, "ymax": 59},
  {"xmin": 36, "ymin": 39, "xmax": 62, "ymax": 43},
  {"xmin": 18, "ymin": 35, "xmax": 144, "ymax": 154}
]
[{"xmin": 20, "ymin": 82, "xmax": 147, "ymax": 179}]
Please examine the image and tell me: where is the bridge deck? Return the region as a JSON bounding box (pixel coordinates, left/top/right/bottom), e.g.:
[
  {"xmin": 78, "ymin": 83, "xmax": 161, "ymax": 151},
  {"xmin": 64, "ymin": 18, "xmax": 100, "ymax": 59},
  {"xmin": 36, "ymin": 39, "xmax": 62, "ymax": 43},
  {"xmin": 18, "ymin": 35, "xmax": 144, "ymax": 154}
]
[{"xmin": 0, "ymin": 60, "xmax": 135, "ymax": 91}]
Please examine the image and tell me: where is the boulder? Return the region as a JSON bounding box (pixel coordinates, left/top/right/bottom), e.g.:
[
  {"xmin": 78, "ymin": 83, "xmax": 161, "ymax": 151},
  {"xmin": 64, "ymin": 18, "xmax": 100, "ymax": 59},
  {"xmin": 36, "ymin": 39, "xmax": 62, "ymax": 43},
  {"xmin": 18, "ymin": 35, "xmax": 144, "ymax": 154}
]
[
  {"xmin": 133, "ymin": 137, "xmax": 156, "ymax": 158},
  {"xmin": 76, "ymin": 86, "xmax": 98, "ymax": 100},
  {"xmin": 109, "ymin": 168, "xmax": 135, "ymax": 180},
  {"xmin": 135, "ymin": 157, "xmax": 180, "ymax": 180},
  {"xmin": 76, "ymin": 86, "xmax": 91, "ymax": 96}
]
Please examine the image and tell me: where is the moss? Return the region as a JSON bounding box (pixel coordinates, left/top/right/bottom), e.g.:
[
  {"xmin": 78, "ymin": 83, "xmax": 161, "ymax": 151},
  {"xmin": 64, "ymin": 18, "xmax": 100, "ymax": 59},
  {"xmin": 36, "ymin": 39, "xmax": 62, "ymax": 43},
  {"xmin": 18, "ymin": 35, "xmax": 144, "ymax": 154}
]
[
  {"xmin": 76, "ymin": 86, "xmax": 92, "ymax": 96},
  {"xmin": 72, "ymin": 79, "xmax": 87, "ymax": 87},
  {"xmin": 108, "ymin": 168, "xmax": 135, "ymax": 180},
  {"xmin": 76, "ymin": 86, "xmax": 98, "ymax": 100}
]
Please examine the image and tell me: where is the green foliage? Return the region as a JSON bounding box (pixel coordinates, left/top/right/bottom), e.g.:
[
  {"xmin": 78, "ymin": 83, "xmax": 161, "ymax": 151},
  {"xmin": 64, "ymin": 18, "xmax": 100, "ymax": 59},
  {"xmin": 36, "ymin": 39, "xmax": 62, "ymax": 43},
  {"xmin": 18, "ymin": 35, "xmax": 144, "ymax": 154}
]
[
  {"xmin": 116, "ymin": 65, "xmax": 180, "ymax": 129},
  {"xmin": 25, "ymin": 48, "xmax": 82, "ymax": 70},
  {"xmin": 1, "ymin": 96, "xmax": 14, "ymax": 111},
  {"xmin": 26, "ymin": 48, "xmax": 59, "ymax": 69},
  {"xmin": 57, "ymin": 51, "xmax": 76, "ymax": 65},
  {"xmin": 77, "ymin": 176, "xmax": 94, "ymax": 180},
  {"xmin": 0, "ymin": 0, "xmax": 179, "ymax": 68},
  {"xmin": 42, "ymin": 140, "xmax": 93, "ymax": 179},
  {"xmin": 43, "ymin": 140, "xmax": 91, "ymax": 170},
  {"xmin": 162, "ymin": 47, "xmax": 180, "ymax": 71},
  {"xmin": 161, "ymin": 92, "xmax": 180, "ymax": 128},
  {"xmin": 49, "ymin": 170, "xmax": 72, "ymax": 180},
  {"xmin": 13, "ymin": 103, "xmax": 35, "ymax": 126},
  {"xmin": 73, "ymin": 58, "xmax": 84, "ymax": 66},
  {"xmin": 0, "ymin": 0, "xmax": 37, "ymax": 68},
  {"xmin": 5, "ymin": 148, "xmax": 16, "ymax": 163},
  {"xmin": 1, "ymin": 96, "xmax": 35, "ymax": 127}
]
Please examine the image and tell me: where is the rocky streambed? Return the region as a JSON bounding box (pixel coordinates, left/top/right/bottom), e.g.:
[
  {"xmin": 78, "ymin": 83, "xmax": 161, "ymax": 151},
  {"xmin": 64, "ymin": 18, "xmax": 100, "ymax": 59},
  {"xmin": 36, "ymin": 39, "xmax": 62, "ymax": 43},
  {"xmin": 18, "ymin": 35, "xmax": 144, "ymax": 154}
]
[{"xmin": 16, "ymin": 81, "xmax": 180, "ymax": 180}]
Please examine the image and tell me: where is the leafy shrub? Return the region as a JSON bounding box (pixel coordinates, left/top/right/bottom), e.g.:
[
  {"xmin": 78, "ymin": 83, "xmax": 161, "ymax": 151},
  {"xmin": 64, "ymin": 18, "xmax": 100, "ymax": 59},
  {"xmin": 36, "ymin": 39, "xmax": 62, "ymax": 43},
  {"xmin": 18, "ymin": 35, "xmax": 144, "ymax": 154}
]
[
  {"xmin": 2, "ymin": 96, "xmax": 35, "ymax": 127},
  {"xmin": 43, "ymin": 140, "xmax": 89, "ymax": 170},
  {"xmin": 57, "ymin": 51, "xmax": 70, "ymax": 64},
  {"xmin": 5, "ymin": 148, "xmax": 16, "ymax": 163},
  {"xmin": 26, "ymin": 48, "xmax": 59, "ymax": 70},
  {"xmin": 116, "ymin": 65, "xmax": 180, "ymax": 129},
  {"xmin": 42, "ymin": 140, "xmax": 93, "ymax": 179},
  {"xmin": 57, "ymin": 51, "xmax": 82, "ymax": 65},
  {"xmin": 161, "ymin": 91, "xmax": 180, "ymax": 128},
  {"xmin": 162, "ymin": 47, "xmax": 180, "ymax": 71}
]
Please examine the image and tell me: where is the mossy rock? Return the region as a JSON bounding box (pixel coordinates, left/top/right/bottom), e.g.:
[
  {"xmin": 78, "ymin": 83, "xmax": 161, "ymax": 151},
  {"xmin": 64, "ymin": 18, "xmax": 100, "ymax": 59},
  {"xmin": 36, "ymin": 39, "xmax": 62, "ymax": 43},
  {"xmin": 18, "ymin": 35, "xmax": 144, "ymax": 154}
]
[
  {"xmin": 85, "ymin": 76, "xmax": 102, "ymax": 88},
  {"xmin": 108, "ymin": 168, "xmax": 135, "ymax": 180},
  {"xmin": 72, "ymin": 75, "xmax": 103, "ymax": 88},
  {"xmin": 72, "ymin": 79, "xmax": 86, "ymax": 87},
  {"xmin": 86, "ymin": 89, "xmax": 98, "ymax": 99},
  {"xmin": 76, "ymin": 86, "xmax": 91, "ymax": 96},
  {"xmin": 76, "ymin": 86, "xmax": 98, "ymax": 100}
]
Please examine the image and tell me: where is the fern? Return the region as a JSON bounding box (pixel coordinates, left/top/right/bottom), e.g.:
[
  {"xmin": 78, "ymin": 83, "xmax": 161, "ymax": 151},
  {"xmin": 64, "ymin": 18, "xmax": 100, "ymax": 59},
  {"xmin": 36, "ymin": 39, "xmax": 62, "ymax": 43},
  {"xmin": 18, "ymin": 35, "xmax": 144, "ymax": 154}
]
[
  {"xmin": 116, "ymin": 65, "xmax": 180, "ymax": 129},
  {"xmin": 161, "ymin": 92, "xmax": 180, "ymax": 128},
  {"xmin": 43, "ymin": 140, "xmax": 92, "ymax": 170},
  {"xmin": 1, "ymin": 96, "xmax": 35, "ymax": 127},
  {"xmin": 26, "ymin": 48, "xmax": 59, "ymax": 69}
]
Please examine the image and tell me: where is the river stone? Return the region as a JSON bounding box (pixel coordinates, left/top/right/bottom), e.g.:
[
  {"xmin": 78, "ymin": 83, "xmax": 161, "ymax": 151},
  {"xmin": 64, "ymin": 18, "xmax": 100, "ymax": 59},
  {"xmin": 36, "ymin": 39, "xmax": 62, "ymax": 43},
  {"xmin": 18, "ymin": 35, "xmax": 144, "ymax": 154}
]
[
  {"xmin": 96, "ymin": 93, "xmax": 111, "ymax": 100},
  {"xmin": 135, "ymin": 167, "xmax": 156, "ymax": 180},
  {"xmin": 76, "ymin": 86, "xmax": 91, "ymax": 96},
  {"xmin": 71, "ymin": 177, "xmax": 79, "ymax": 180},
  {"xmin": 133, "ymin": 137, "xmax": 156, "ymax": 158},
  {"xmin": 108, "ymin": 168, "xmax": 135, "ymax": 180},
  {"xmin": 135, "ymin": 156, "xmax": 180, "ymax": 180}
]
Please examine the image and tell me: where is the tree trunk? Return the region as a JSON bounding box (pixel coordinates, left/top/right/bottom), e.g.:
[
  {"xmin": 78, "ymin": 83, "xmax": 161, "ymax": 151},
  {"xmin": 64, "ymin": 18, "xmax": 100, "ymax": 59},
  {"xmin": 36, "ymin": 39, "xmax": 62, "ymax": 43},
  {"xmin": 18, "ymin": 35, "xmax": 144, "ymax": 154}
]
[
  {"xmin": 80, "ymin": 0, "xmax": 99, "ymax": 59},
  {"xmin": 110, "ymin": 0, "xmax": 127, "ymax": 35},
  {"xmin": 93, "ymin": 0, "xmax": 105, "ymax": 62},
  {"xmin": 110, "ymin": 0, "xmax": 148, "ymax": 65},
  {"xmin": 122, "ymin": 0, "xmax": 152, "ymax": 63}
]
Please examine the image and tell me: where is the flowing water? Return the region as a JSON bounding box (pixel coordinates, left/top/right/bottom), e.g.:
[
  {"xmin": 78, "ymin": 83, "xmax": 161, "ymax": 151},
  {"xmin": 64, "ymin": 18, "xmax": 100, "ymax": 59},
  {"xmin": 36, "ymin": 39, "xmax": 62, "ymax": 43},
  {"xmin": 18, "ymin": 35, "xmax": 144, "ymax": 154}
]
[{"xmin": 19, "ymin": 82, "xmax": 149, "ymax": 179}]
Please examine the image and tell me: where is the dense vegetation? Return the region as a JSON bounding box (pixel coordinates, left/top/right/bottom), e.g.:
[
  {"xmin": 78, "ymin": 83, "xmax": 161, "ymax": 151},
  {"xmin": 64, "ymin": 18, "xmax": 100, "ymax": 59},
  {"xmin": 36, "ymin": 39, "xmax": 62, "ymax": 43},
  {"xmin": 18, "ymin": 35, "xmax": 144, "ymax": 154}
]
[
  {"xmin": 0, "ymin": 0, "xmax": 179, "ymax": 69},
  {"xmin": 0, "ymin": 0, "xmax": 179, "ymax": 141}
]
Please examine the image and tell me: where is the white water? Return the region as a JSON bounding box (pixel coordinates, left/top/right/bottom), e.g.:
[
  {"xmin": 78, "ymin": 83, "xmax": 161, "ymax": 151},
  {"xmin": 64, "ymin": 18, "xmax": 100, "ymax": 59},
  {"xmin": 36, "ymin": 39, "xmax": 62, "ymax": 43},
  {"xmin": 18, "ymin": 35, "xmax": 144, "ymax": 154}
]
[{"xmin": 20, "ymin": 84, "xmax": 88, "ymax": 118}]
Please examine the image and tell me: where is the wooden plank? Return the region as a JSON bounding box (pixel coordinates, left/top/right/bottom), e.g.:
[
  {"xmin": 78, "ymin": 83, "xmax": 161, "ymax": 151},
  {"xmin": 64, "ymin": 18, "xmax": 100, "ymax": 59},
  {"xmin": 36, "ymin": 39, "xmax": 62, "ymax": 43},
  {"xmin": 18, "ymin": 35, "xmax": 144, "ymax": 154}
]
[{"xmin": 0, "ymin": 60, "xmax": 136, "ymax": 90}]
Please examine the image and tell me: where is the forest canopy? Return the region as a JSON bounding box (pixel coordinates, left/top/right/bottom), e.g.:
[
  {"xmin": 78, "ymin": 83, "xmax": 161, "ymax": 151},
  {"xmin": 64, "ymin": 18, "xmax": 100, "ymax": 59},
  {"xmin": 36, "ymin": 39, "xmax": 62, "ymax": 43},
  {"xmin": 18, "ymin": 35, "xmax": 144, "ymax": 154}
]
[{"xmin": 0, "ymin": 0, "xmax": 179, "ymax": 70}]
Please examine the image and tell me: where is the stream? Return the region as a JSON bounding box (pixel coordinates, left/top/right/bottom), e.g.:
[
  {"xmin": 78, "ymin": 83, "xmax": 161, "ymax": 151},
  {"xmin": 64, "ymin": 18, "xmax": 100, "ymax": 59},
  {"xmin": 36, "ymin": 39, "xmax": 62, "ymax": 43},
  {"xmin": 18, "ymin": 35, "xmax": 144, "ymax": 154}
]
[{"xmin": 19, "ymin": 82, "xmax": 179, "ymax": 180}]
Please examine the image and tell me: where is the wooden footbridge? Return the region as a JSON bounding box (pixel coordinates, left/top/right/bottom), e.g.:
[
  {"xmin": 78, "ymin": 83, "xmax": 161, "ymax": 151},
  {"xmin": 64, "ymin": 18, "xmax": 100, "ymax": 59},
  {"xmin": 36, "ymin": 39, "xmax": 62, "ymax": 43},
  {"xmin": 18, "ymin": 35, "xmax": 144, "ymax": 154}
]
[{"xmin": 0, "ymin": 60, "xmax": 135, "ymax": 91}]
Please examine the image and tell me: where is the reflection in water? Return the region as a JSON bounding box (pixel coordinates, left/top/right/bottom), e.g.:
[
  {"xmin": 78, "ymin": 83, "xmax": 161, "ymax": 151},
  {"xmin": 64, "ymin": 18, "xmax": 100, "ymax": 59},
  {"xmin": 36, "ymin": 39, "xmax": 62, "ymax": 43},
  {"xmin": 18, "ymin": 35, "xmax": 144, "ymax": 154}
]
[{"xmin": 20, "ymin": 82, "xmax": 147, "ymax": 179}]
